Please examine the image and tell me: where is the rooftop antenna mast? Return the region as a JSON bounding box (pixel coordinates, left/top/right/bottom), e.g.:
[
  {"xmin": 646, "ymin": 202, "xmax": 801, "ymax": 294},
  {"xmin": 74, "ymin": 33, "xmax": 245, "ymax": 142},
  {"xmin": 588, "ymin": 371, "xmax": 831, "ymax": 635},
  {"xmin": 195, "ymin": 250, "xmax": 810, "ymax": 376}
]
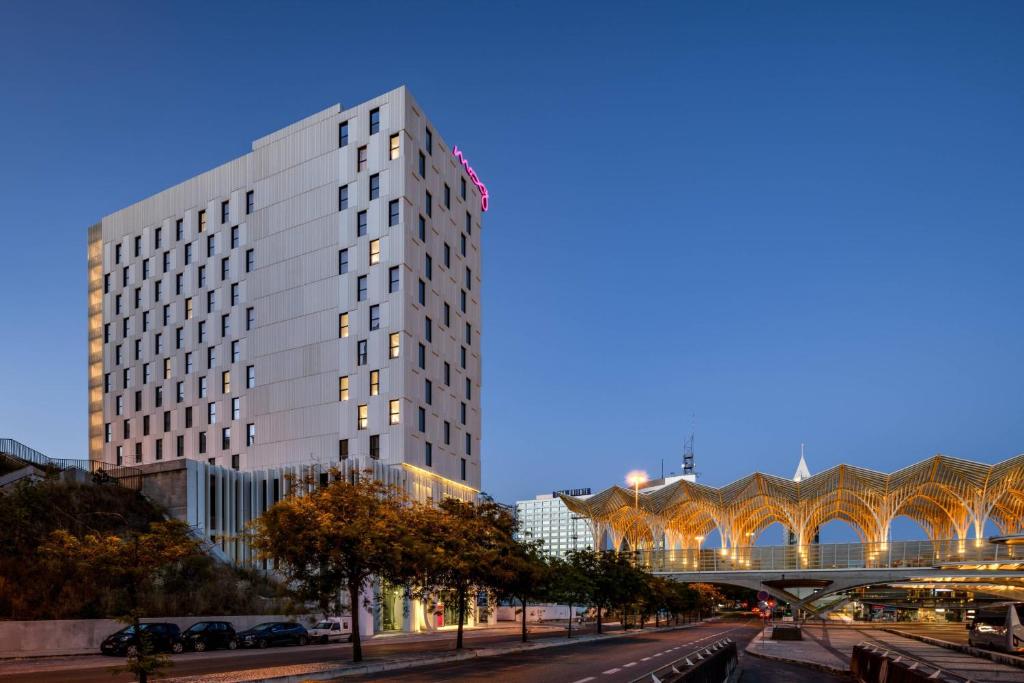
[{"xmin": 683, "ymin": 413, "xmax": 697, "ymax": 477}]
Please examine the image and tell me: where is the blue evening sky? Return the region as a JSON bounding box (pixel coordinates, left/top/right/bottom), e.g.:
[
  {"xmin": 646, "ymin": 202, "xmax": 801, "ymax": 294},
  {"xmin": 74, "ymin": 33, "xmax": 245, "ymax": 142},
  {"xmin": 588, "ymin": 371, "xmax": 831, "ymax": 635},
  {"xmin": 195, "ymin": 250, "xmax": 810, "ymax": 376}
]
[{"xmin": 2, "ymin": 1, "xmax": 1022, "ymax": 542}]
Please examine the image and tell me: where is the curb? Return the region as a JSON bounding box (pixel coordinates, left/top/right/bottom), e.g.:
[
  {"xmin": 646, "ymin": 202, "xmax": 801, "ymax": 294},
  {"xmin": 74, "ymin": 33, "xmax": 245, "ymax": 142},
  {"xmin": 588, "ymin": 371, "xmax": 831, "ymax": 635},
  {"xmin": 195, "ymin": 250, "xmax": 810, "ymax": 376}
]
[
  {"xmin": 165, "ymin": 621, "xmax": 712, "ymax": 682},
  {"xmin": 743, "ymin": 646, "xmax": 851, "ymax": 677},
  {"xmin": 880, "ymin": 628, "xmax": 1024, "ymax": 671}
]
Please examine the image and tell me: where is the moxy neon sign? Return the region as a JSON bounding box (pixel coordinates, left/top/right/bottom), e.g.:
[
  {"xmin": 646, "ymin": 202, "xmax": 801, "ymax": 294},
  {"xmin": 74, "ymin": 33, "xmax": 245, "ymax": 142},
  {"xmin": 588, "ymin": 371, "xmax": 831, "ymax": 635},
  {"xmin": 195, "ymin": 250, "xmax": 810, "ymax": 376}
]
[{"xmin": 452, "ymin": 146, "xmax": 489, "ymax": 212}]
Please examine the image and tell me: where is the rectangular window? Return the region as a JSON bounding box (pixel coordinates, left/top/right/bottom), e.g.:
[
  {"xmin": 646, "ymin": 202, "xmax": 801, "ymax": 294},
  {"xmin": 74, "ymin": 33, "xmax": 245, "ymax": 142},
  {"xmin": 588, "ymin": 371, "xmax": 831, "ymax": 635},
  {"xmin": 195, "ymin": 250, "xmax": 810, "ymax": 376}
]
[
  {"xmin": 444, "ymin": 420, "xmax": 450, "ymax": 445},
  {"xmin": 357, "ymin": 275, "xmax": 367, "ymax": 301},
  {"xmin": 184, "ymin": 243, "xmax": 192, "ymax": 265},
  {"xmin": 369, "ymin": 304, "xmax": 380, "ymax": 330},
  {"xmin": 357, "ymin": 404, "xmax": 368, "ymax": 430},
  {"xmin": 369, "ymin": 107, "xmax": 380, "ymax": 135},
  {"xmin": 425, "ymin": 254, "xmax": 432, "ymax": 280},
  {"xmin": 186, "ymin": 406, "xmax": 193, "ymax": 428},
  {"xmin": 418, "ymin": 343, "xmax": 425, "ymax": 370},
  {"xmin": 135, "ymin": 442, "xmax": 143, "ymax": 463},
  {"xmin": 221, "ymin": 200, "xmax": 229, "ymax": 224},
  {"xmin": 418, "ymin": 152, "xmax": 425, "ymax": 177},
  {"xmin": 143, "ymin": 415, "xmax": 151, "ymax": 436},
  {"xmin": 418, "ymin": 279, "xmax": 426, "ymax": 306},
  {"xmin": 425, "ymin": 379, "xmax": 432, "ymax": 405},
  {"xmin": 465, "ymin": 267, "xmax": 472, "ymax": 289},
  {"xmin": 460, "ymin": 401, "xmax": 467, "ymax": 425},
  {"xmin": 221, "ymin": 313, "xmax": 229, "ymax": 336},
  {"xmin": 370, "ymin": 370, "xmax": 379, "ymax": 396},
  {"xmin": 369, "ymin": 239, "xmax": 380, "ymax": 265},
  {"xmin": 207, "ymin": 290, "xmax": 216, "ymax": 313},
  {"xmin": 246, "ymin": 249, "xmax": 254, "ymax": 272},
  {"xmin": 338, "ymin": 121, "xmax": 349, "ymax": 147},
  {"xmin": 338, "ymin": 248, "xmax": 349, "ymax": 274},
  {"xmin": 246, "ymin": 365, "xmax": 255, "ymax": 388},
  {"xmin": 357, "ymin": 339, "xmax": 368, "ymax": 366},
  {"xmin": 369, "ymin": 434, "xmax": 379, "ymax": 459},
  {"xmin": 461, "ymin": 457, "xmax": 467, "ymax": 481},
  {"xmin": 246, "ymin": 190, "xmax": 254, "ymax": 214},
  {"xmin": 222, "ymin": 370, "xmax": 231, "ymax": 394},
  {"xmin": 163, "ymin": 410, "xmax": 171, "ymax": 432},
  {"xmin": 418, "ymin": 215, "xmax": 425, "ymax": 241},
  {"xmin": 222, "ymin": 427, "xmax": 230, "ymax": 449},
  {"xmin": 231, "ymin": 225, "xmax": 239, "ymax": 248},
  {"xmin": 417, "ymin": 407, "xmax": 426, "ymax": 433},
  {"xmin": 177, "ymin": 434, "xmax": 184, "ymax": 457},
  {"xmin": 388, "ymin": 199, "xmax": 399, "ymax": 226},
  {"xmin": 389, "ymin": 134, "xmax": 400, "ymax": 160},
  {"xmin": 232, "ymin": 397, "xmax": 240, "ymax": 420},
  {"xmin": 466, "ymin": 211, "xmax": 472, "ymax": 235},
  {"xmin": 425, "ymin": 317, "xmax": 432, "ymax": 342},
  {"xmin": 162, "ymin": 251, "xmax": 170, "ymax": 273},
  {"xmin": 357, "ymin": 145, "xmax": 367, "ymax": 172},
  {"xmin": 231, "ymin": 453, "xmax": 239, "ymax": 470},
  {"xmin": 186, "ymin": 352, "xmax": 194, "ymax": 373},
  {"xmin": 198, "ymin": 265, "xmax": 206, "ymax": 288},
  {"xmin": 388, "ymin": 266, "xmax": 400, "ymax": 293},
  {"xmin": 134, "ymin": 235, "xmax": 141, "ymax": 257},
  {"xmin": 142, "ymin": 259, "xmax": 150, "ymax": 279},
  {"xmin": 231, "ymin": 340, "xmax": 240, "ymax": 362},
  {"xmin": 199, "ymin": 431, "xmax": 207, "ymax": 454},
  {"xmin": 465, "ymin": 377, "xmax": 472, "ymax": 400},
  {"xmin": 339, "ymin": 312, "xmax": 350, "ymax": 338},
  {"xmin": 389, "ymin": 399, "xmax": 400, "ymax": 425},
  {"xmin": 444, "ymin": 362, "xmax": 450, "ymax": 386},
  {"xmin": 425, "ymin": 190, "xmax": 432, "ymax": 217},
  {"xmin": 338, "ymin": 185, "xmax": 349, "ymax": 210},
  {"xmin": 115, "ymin": 243, "xmax": 122, "ymax": 264},
  {"xmin": 465, "ymin": 322, "xmax": 472, "ymax": 345},
  {"xmin": 444, "ymin": 184, "xmax": 451, "ymax": 209},
  {"xmin": 175, "ymin": 273, "xmax": 183, "ymax": 295},
  {"xmin": 357, "ymin": 210, "xmax": 367, "ymax": 236},
  {"xmin": 206, "ymin": 234, "xmax": 215, "ymax": 257},
  {"xmin": 460, "ymin": 289, "xmax": 467, "ymax": 313},
  {"xmin": 175, "ymin": 327, "xmax": 183, "ymax": 349},
  {"xmin": 389, "ymin": 332, "xmax": 400, "ymax": 359},
  {"xmin": 176, "ymin": 381, "xmax": 184, "ymax": 403},
  {"xmin": 176, "ymin": 219, "xmax": 184, "ymax": 240},
  {"xmin": 163, "ymin": 357, "xmax": 171, "ymax": 379},
  {"xmin": 369, "ymin": 173, "xmax": 379, "ymax": 200},
  {"xmin": 425, "ymin": 128, "xmax": 433, "ymax": 154},
  {"xmin": 461, "ymin": 233, "xmax": 467, "ymax": 256},
  {"xmin": 461, "ymin": 176, "xmax": 467, "ymax": 200},
  {"xmin": 246, "ymin": 307, "xmax": 255, "ymax": 330},
  {"xmin": 208, "ymin": 402, "xmax": 217, "ymax": 424},
  {"xmin": 425, "ymin": 442, "xmax": 433, "ymax": 467},
  {"xmin": 338, "ymin": 376, "xmax": 349, "ymax": 401},
  {"xmin": 443, "ymin": 302, "xmax": 450, "ymax": 327},
  {"xmin": 247, "ymin": 423, "xmax": 255, "ymax": 447},
  {"xmin": 338, "ymin": 438, "xmax": 349, "ymax": 459},
  {"xmin": 155, "ymin": 227, "xmax": 163, "ymax": 249}
]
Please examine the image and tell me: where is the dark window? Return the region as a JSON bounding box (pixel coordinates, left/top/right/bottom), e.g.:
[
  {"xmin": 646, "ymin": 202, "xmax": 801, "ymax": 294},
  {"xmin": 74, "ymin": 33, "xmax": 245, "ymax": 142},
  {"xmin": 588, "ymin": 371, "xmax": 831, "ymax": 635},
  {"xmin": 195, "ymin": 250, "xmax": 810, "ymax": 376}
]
[
  {"xmin": 388, "ymin": 199, "xmax": 399, "ymax": 226},
  {"xmin": 461, "ymin": 289, "xmax": 467, "ymax": 313},
  {"xmin": 460, "ymin": 401, "xmax": 466, "ymax": 424},
  {"xmin": 369, "ymin": 305, "xmax": 380, "ymax": 330},
  {"xmin": 417, "ymin": 407, "xmax": 426, "ymax": 433},
  {"xmin": 221, "ymin": 200, "xmax": 229, "ymax": 224},
  {"xmin": 388, "ymin": 266, "xmax": 400, "ymax": 293},
  {"xmin": 425, "ymin": 379, "xmax": 432, "ymax": 405},
  {"xmin": 465, "ymin": 322, "xmax": 472, "ymax": 345},
  {"xmin": 339, "ymin": 185, "xmax": 349, "ymax": 210},
  {"xmin": 444, "ymin": 184, "xmax": 451, "ymax": 209},
  {"xmin": 369, "ymin": 434, "xmax": 380, "ymax": 458},
  {"xmin": 246, "ymin": 190, "xmax": 254, "ymax": 214},
  {"xmin": 444, "ymin": 303, "xmax": 450, "ymax": 327},
  {"xmin": 369, "ymin": 174, "xmax": 380, "ymax": 200},
  {"xmin": 357, "ymin": 339, "xmax": 368, "ymax": 366},
  {"xmin": 425, "ymin": 128, "xmax": 433, "ymax": 154},
  {"xmin": 461, "ymin": 176, "xmax": 467, "ymax": 200},
  {"xmin": 115, "ymin": 243, "xmax": 122, "ymax": 264},
  {"xmin": 357, "ymin": 210, "xmax": 367, "ymax": 237},
  {"xmin": 186, "ymin": 406, "xmax": 193, "ymax": 428},
  {"xmin": 418, "ymin": 343, "xmax": 425, "ymax": 369},
  {"xmin": 369, "ymin": 108, "xmax": 380, "ymax": 135},
  {"xmin": 339, "ymin": 438, "xmax": 349, "ymax": 459},
  {"xmin": 424, "ymin": 317, "xmax": 432, "ymax": 343},
  {"xmin": 246, "ymin": 249, "xmax": 254, "ymax": 272},
  {"xmin": 184, "ymin": 243, "xmax": 192, "ymax": 265},
  {"xmin": 418, "ymin": 279, "xmax": 426, "ymax": 305},
  {"xmin": 357, "ymin": 145, "xmax": 367, "ymax": 171},
  {"xmin": 154, "ymin": 227, "xmax": 162, "ymax": 249},
  {"xmin": 425, "ymin": 442, "xmax": 433, "ymax": 467},
  {"xmin": 466, "ymin": 211, "xmax": 472, "ymax": 235},
  {"xmin": 246, "ymin": 307, "xmax": 255, "ymax": 330},
  {"xmin": 338, "ymin": 121, "xmax": 349, "ymax": 147},
  {"xmin": 338, "ymin": 249, "xmax": 349, "ymax": 274},
  {"xmin": 176, "ymin": 434, "xmax": 184, "ymax": 457},
  {"xmin": 444, "ymin": 421, "xmax": 451, "ymax": 445},
  {"xmin": 134, "ymin": 235, "xmax": 142, "ymax": 257},
  {"xmin": 176, "ymin": 219, "xmax": 184, "ymax": 241},
  {"xmin": 461, "ymin": 457, "xmax": 467, "ymax": 481},
  {"xmin": 444, "ymin": 243, "xmax": 450, "ymax": 267},
  {"xmin": 444, "ymin": 362, "xmax": 450, "ymax": 386},
  {"xmin": 418, "ymin": 152, "xmax": 426, "ymax": 177},
  {"xmin": 425, "ymin": 190, "xmax": 432, "ymax": 217},
  {"xmin": 461, "ymin": 233, "xmax": 467, "ymax": 256},
  {"xmin": 425, "ymin": 254, "xmax": 432, "ymax": 280},
  {"xmin": 465, "ymin": 433, "xmax": 472, "ymax": 455},
  {"xmin": 418, "ymin": 215, "xmax": 426, "ymax": 241},
  {"xmin": 357, "ymin": 275, "xmax": 367, "ymax": 301}
]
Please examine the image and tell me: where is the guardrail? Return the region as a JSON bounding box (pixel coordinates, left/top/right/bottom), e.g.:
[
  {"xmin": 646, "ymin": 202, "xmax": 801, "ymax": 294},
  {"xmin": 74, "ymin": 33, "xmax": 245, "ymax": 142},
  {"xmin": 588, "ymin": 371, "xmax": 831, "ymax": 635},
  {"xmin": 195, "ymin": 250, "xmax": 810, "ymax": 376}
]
[
  {"xmin": 0, "ymin": 438, "xmax": 142, "ymax": 491},
  {"xmin": 636, "ymin": 538, "xmax": 1019, "ymax": 572},
  {"xmin": 629, "ymin": 638, "xmax": 737, "ymax": 683},
  {"xmin": 851, "ymin": 642, "xmax": 967, "ymax": 682}
]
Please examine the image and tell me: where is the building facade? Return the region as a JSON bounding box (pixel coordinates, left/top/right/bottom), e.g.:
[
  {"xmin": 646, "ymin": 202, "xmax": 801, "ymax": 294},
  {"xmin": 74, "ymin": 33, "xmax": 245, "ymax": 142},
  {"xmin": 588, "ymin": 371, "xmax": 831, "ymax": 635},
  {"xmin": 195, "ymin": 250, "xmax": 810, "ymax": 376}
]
[
  {"xmin": 88, "ymin": 87, "xmax": 484, "ymax": 490},
  {"xmin": 516, "ymin": 490, "xmax": 596, "ymax": 557}
]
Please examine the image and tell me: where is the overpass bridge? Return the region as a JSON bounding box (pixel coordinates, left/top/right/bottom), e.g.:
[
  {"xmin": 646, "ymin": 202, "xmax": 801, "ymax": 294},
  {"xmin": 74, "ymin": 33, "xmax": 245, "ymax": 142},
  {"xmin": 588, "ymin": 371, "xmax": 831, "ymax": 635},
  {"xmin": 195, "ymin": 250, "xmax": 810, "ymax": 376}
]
[{"xmin": 635, "ymin": 538, "xmax": 1024, "ymax": 618}]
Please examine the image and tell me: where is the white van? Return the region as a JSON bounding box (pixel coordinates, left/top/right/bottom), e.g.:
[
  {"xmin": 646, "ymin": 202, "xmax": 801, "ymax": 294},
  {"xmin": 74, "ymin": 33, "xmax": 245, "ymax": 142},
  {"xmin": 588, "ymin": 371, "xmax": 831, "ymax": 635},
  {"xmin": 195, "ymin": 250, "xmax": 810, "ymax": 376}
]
[
  {"xmin": 308, "ymin": 616, "xmax": 352, "ymax": 644},
  {"xmin": 967, "ymin": 603, "xmax": 1024, "ymax": 652}
]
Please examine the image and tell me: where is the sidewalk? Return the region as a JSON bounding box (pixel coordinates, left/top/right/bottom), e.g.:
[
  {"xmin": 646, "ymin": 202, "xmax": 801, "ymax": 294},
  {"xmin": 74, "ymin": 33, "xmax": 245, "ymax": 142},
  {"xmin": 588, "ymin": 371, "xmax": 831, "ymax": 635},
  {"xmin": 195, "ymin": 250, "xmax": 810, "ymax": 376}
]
[
  {"xmin": 165, "ymin": 620, "xmax": 717, "ymax": 683},
  {"xmin": 744, "ymin": 623, "xmax": 855, "ymax": 675}
]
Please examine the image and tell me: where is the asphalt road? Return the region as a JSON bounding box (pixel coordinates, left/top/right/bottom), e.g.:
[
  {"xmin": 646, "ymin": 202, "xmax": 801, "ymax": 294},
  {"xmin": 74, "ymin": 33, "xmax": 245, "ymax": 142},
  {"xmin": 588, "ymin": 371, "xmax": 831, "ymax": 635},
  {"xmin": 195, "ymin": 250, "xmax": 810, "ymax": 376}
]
[
  {"xmin": 0, "ymin": 621, "xmax": 634, "ymax": 683},
  {"xmin": 350, "ymin": 619, "xmax": 848, "ymax": 682},
  {"xmin": 886, "ymin": 621, "xmax": 971, "ymax": 645}
]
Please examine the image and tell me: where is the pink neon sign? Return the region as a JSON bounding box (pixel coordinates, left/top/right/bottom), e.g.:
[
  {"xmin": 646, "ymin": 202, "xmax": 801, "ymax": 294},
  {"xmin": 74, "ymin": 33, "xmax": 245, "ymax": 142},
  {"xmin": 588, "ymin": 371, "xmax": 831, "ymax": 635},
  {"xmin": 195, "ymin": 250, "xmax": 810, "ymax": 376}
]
[{"xmin": 452, "ymin": 146, "xmax": 489, "ymax": 212}]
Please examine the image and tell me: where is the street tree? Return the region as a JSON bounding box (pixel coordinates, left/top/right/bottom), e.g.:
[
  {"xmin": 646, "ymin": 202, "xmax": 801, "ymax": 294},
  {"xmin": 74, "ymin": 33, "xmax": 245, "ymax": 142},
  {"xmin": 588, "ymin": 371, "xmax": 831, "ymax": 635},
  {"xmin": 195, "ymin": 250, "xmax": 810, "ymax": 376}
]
[
  {"xmin": 491, "ymin": 538, "xmax": 551, "ymax": 643},
  {"xmin": 250, "ymin": 470, "xmax": 416, "ymax": 662},
  {"xmin": 548, "ymin": 551, "xmax": 595, "ymax": 638},
  {"xmin": 41, "ymin": 519, "xmax": 200, "ymax": 683}
]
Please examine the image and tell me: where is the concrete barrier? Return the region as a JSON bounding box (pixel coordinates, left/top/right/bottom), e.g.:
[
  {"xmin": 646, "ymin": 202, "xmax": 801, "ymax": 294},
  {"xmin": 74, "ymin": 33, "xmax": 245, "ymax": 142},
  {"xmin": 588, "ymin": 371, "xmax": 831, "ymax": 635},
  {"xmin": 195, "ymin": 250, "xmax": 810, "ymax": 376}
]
[{"xmin": 0, "ymin": 615, "xmax": 312, "ymax": 658}]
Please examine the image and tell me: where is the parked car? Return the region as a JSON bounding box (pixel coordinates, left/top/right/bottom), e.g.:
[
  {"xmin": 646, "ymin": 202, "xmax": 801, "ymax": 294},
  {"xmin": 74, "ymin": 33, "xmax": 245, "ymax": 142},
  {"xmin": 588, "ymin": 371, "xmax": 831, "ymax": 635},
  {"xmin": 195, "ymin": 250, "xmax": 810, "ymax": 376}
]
[
  {"xmin": 236, "ymin": 621, "xmax": 309, "ymax": 648},
  {"xmin": 308, "ymin": 616, "xmax": 352, "ymax": 644},
  {"xmin": 180, "ymin": 620, "xmax": 238, "ymax": 652},
  {"xmin": 100, "ymin": 623, "xmax": 183, "ymax": 656},
  {"xmin": 967, "ymin": 602, "xmax": 1024, "ymax": 652}
]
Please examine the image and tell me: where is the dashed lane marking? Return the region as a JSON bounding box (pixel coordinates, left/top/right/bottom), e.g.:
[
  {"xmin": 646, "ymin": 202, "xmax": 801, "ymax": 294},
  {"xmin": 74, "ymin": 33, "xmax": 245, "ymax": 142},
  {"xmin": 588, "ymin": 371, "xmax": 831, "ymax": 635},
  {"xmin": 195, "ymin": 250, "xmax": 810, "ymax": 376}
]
[
  {"xmin": 570, "ymin": 678, "xmax": 595, "ymax": 683},
  {"xmin": 602, "ymin": 668, "xmax": 621, "ymax": 675},
  {"xmin": 623, "ymin": 662, "xmax": 637, "ymax": 667}
]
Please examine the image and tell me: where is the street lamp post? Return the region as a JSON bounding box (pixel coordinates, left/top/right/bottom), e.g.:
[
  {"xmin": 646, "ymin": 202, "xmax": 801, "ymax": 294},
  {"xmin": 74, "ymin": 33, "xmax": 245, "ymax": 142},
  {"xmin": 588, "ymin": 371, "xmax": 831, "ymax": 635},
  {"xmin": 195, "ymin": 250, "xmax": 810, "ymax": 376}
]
[{"xmin": 625, "ymin": 470, "xmax": 648, "ymax": 509}]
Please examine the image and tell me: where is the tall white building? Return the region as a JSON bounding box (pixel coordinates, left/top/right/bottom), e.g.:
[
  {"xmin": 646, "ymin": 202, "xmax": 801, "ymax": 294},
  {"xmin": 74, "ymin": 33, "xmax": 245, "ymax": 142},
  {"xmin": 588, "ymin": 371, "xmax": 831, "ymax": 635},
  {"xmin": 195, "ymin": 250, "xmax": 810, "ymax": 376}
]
[
  {"xmin": 88, "ymin": 86, "xmax": 485, "ymax": 491},
  {"xmin": 516, "ymin": 489, "xmax": 596, "ymax": 557}
]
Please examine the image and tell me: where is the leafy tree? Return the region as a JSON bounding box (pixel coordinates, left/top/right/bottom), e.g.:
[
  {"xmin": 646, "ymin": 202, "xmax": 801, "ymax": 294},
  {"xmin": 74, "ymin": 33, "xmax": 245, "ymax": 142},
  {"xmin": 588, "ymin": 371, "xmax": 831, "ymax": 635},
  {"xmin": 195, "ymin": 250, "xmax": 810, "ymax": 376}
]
[
  {"xmin": 407, "ymin": 498, "xmax": 516, "ymax": 650},
  {"xmin": 548, "ymin": 551, "xmax": 595, "ymax": 638},
  {"xmin": 491, "ymin": 539, "xmax": 551, "ymax": 642},
  {"xmin": 251, "ymin": 471, "xmax": 417, "ymax": 662},
  {"xmin": 41, "ymin": 519, "xmax": 200, "ymax": 683},
  {"xmin": 567, "ymin": 550, "xmax": 645, "ymax": 633}
]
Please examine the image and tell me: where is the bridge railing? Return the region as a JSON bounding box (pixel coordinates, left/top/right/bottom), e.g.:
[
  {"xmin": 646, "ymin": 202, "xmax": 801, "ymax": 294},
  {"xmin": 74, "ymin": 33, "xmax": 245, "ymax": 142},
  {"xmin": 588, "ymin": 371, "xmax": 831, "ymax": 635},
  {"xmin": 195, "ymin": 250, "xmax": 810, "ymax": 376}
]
[{"xmin": 637, "ymin": 539, "xmax": 1017, "ymax": 572}]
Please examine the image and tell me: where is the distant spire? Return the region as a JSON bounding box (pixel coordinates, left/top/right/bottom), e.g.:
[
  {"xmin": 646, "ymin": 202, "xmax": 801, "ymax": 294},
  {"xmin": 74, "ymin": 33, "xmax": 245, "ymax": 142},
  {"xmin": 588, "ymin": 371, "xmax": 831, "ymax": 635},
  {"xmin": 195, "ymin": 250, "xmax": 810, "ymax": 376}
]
[{"xmin": 793, "ymin": 443, "xmax": 811, "ymax": 482}]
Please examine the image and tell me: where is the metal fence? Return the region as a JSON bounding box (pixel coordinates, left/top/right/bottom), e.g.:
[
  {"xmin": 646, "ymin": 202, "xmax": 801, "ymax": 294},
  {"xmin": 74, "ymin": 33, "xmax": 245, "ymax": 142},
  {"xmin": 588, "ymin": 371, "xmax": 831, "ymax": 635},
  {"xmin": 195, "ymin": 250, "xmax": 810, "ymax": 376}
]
[
  {"xmin": 637, "ymin": 538, "xmax": 1019, "ymax": 572},
  {"xmin": 0, "ymin": 437, "xmax": 142, "ymax": 491}
]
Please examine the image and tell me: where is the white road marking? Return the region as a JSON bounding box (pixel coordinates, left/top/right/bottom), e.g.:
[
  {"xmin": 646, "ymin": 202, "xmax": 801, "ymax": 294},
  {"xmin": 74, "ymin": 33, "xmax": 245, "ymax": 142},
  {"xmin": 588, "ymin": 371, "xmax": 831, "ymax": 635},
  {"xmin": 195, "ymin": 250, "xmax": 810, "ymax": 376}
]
[
  {"xmin": 623, "ymin": 662, "xmax": 637, "ymax": 667},
  {"xmin": 602, "ymin": 668, "xmax": 621, "ymax": 675},
  {"xmin": 641, "ymin": 656, "xmax": 652, "ymax": 661},
  {"xmin": 570, "ymin": 678, "xmax": 595, "ymax": 683}
]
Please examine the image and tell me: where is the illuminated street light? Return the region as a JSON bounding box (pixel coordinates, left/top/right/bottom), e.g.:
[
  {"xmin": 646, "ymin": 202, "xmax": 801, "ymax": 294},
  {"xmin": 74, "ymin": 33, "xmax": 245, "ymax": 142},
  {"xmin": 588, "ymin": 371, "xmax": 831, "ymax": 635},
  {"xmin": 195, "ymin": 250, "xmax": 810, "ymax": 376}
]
[{"xmin": 625, "ymin": 470, "xmax": 648, "ymax": 508}]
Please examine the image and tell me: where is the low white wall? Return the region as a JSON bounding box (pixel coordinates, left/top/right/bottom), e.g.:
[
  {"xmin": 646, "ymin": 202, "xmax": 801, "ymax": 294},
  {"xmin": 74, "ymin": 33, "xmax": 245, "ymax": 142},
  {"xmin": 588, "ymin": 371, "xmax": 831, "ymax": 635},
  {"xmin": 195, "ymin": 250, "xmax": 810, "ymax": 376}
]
[
  {"xmin": 496, "ymin": 604, "xmax": 571, "ymax": 622},
  {"xmin": 0, "ymin": 614, "xmax": 313, "ymax": 658}
]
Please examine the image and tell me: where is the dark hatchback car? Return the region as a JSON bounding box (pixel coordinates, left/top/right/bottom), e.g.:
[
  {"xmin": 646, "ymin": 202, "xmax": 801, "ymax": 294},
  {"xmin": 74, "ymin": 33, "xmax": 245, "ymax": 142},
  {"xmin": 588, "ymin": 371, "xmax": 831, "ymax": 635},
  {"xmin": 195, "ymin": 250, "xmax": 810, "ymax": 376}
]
[
  {"xmin": 100, "ymin": 623, "xmax": 183, "ymax": 656},
  {"xmin": 180, "ymin": 620, "xmax": 238, "ymax": 652},
  {"xmin": 237, "ymin": 621, "xmax": 309, "ymax": 648}
]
